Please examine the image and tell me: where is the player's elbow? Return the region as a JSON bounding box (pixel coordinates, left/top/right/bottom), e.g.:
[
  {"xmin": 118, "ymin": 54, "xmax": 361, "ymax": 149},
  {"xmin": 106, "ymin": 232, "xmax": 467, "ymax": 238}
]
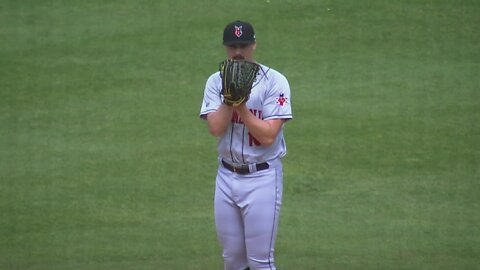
[
  {"xmin": 208, "ymin": 126, "xmax": 226, "ymax": 137},
  {"xmin": 260, "ymin": 137, "xmax": 275, "ymax": 147}
]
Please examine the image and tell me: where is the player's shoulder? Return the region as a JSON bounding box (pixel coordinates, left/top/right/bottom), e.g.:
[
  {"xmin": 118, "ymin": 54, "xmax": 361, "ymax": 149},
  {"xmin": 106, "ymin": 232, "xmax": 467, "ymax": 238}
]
[
  {"xmin": 207, "ymin": 71, "xmax": 221, "ymax": 81},
  {"xmin": 206, "ymin": 71, "xmax": 222, "ymax": 86},
  {"xmin": 258, "ymin": 63, "xmax": 289, "ymax": 84}
]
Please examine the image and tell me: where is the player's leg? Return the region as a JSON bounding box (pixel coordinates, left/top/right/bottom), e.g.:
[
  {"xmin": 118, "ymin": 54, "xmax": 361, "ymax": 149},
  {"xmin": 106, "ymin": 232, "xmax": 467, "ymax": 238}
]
[
  {"xmin": 215, "ymin": 168, "xmax": 249, "ymax": 270},
  {"xmin": 243, "ymin": 161, "xmax": 283, "ymax": 270}
]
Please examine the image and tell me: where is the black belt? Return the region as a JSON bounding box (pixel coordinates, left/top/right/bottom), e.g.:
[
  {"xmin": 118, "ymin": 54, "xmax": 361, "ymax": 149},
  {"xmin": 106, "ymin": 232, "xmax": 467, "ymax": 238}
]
[{"xmin": 222, "ymin": 160, "xmax": 269, "ymax": 175}]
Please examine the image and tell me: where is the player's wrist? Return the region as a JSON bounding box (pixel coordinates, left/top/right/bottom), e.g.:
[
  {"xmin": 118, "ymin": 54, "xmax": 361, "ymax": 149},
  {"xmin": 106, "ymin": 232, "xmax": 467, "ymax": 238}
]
[
  {"xmin": 221, "ymin": 103, "xmax": 235, "ymax": 111},
  {"xmin": 234, "ymin": 103, "xmax": 248, "ymax": 110}
]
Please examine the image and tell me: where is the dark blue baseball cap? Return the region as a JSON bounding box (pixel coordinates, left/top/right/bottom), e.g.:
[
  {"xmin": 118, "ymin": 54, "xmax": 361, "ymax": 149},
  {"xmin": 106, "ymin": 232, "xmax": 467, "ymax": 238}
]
[{"xmin": 223, "ymin": 20, "xmax": 256, "ymax": 45}]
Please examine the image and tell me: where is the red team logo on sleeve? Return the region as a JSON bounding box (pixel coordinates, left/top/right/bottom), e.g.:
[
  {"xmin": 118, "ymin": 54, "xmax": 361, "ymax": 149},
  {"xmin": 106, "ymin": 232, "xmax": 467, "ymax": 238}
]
[{"xmin": 276, "ymin": 93, "xmax": 288, "ymax": 106}]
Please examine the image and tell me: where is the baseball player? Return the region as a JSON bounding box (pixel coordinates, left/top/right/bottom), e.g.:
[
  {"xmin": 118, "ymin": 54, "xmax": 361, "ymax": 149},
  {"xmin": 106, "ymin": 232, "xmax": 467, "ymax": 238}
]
[{"xmin": 199, "ymin": 20, "xmax": 292, "ymax": 270}]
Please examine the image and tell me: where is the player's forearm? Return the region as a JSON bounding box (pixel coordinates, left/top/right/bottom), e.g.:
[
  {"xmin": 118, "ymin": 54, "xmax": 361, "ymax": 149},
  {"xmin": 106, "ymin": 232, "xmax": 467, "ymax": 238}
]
[
  {"xmin": 243, "ymin": 118, "xmax": 277, "ymax": 146},
  {"xmin": 206, "ymin": 104, "xmax": 234, "ymax": 137},
  {"xmin": 235, "ymin": 105, "xmax": 281, "ymax": 146}
]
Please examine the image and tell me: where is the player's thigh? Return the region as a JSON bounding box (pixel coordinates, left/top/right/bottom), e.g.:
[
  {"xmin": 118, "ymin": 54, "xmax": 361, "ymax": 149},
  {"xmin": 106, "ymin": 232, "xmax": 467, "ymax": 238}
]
[
  {"xmin": 214, "ymin": 170, "xmax": 246, "ymax": 249},
  {"xmin": 243, "ymin": 167, "xmax": 283, "ymax": 250}
]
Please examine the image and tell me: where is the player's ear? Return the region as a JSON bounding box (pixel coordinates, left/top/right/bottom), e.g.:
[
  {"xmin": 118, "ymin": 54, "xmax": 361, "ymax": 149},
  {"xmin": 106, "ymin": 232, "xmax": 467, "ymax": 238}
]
[{"xmin": 252, "ymin": 43, "xmax": 257, "ymax": 51}]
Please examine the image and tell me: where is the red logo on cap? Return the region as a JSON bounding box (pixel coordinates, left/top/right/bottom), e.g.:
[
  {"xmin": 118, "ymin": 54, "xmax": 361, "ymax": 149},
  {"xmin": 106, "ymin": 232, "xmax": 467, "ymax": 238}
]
[{"xmin": 234, "ymin": 26, "xmax": 243, "ymax": 38}]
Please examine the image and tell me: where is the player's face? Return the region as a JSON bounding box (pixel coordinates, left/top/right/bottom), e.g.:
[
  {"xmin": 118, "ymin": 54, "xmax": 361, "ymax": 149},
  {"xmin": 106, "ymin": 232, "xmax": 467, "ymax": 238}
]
[{"xmin": 225, "ymin": 43, "xmax": 256, "ymax": 61}]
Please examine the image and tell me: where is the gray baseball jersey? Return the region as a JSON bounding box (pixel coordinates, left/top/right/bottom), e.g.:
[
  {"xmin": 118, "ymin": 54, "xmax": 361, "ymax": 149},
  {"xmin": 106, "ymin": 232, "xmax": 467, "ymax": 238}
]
[{"xmin": 200, "ymin": 64, "xmax": 293, "ymax": 165}]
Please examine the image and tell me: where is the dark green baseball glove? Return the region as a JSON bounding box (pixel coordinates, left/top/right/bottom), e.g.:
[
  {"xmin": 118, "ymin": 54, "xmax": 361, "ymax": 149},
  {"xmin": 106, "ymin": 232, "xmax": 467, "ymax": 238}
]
[{"xmin": 219, "ymin": 59, "xmax": 260, "ymax": 106}]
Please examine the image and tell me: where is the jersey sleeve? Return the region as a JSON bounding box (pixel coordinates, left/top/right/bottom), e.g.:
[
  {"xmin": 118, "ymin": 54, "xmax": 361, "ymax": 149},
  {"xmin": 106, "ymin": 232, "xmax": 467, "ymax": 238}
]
[
  {"xmin": 199, "ymin": 73, "xmax": 222, "ymax": 119},
  {"xmin": 262, "ymin": 73, "xmax": 293, "ymax": 121}
]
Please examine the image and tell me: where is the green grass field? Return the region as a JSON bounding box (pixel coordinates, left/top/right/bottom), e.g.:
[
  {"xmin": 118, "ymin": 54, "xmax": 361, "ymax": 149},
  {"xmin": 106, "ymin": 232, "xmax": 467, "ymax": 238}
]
[{"xmin": 1, "ymin": 0, "xmax": 479, "ymax": 269}]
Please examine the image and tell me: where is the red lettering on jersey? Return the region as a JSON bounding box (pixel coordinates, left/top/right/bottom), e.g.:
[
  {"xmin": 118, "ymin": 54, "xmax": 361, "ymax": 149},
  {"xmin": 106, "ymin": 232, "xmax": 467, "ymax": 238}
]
[
  {"xmin": 231, "ymin": 111, "xmax": 243, "ymax": 124},
  {"xmin": 248, "ymin": 109, "xmax": 263, "ymax": 146},
  {"xmin": 231, "ymin": 109, "xmax": 264, "ymax": 146},
  {"xmin": 249, "ymin": 109, "xmax": 263, "ymax": 119},
  {"xmin": 231, "ymin": 109, "xmax": 263, "ymax": 124}
]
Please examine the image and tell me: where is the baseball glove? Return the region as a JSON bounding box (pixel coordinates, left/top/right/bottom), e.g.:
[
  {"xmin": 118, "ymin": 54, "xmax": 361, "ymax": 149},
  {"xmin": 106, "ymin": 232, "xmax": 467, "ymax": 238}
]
[{"xmin": 219, "ymin": 59, "xmax": 260, "ymax": 106}]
